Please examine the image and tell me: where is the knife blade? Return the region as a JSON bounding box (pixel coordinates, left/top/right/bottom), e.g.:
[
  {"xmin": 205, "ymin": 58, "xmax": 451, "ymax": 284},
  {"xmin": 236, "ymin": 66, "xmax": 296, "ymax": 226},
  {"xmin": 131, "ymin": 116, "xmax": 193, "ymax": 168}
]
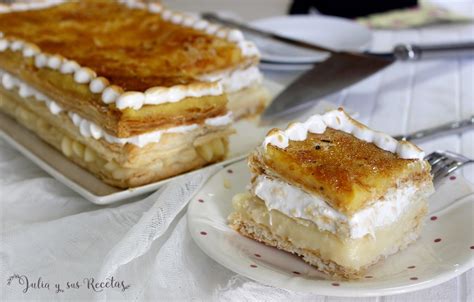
[
  {"xmin": 260, "ymin": 41, "xmax": 474, "ymax": 124},
  {"xmin": 202, "ymin": 13, "xmax": 474, "ymax": 124},
  {"xmin": 261, "ymin": 53, "xmax": 392, "ymax": 122},
  {"xmin": 201, "ymin": 13, "xmax": 393, "ymax": 122}
]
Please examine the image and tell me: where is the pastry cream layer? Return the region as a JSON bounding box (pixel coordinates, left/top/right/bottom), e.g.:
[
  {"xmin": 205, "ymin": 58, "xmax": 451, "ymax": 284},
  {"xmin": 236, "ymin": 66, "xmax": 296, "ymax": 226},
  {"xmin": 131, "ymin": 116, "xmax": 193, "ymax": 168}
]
[
  {"xmin": 227, "ymin": 84, "xmax": 270, "ymax": 119},
  {"xmin": 252, "ymin": 175, "xmax": 432, "ymax": 239},
  {"xmin": 231, "ymin": 193, "xmax": 427, "ymax": 271},
  {"xmin": 0, "ymin": 89, "xmax": 230, "ymax": 188}
]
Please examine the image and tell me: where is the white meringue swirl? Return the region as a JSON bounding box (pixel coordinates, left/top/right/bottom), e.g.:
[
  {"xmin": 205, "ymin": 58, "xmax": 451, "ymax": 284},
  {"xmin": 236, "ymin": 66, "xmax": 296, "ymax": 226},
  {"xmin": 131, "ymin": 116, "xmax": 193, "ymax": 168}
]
[
  {"xmin": 0, "ymin": 70, "xmax": 233, "ymax": 148},
  {"xmin": 263, "ymin": 109, "xmax": 425, "ymax": 160}
]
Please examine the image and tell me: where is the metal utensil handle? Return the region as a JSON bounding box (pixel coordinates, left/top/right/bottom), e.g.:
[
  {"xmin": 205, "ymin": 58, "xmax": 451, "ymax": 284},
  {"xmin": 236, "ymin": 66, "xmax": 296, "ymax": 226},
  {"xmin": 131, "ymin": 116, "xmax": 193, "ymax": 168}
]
[
  {"xmin": 394, "ymin": 42, "xmax": 474, "ymax": 60},
  {"xmin": 400, "ymin": 116, "xmax": 474, "ymax": 141}
]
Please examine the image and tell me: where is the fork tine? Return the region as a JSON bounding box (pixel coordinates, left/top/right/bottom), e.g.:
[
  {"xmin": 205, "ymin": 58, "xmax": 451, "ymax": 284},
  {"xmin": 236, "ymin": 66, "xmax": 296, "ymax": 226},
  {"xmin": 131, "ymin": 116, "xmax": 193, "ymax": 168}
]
[
  {"xmin": 433, "ymin": 166, "xmax": 461, "ymax": 187},
  {"xmin": 425, "ymin": 152, "xmax": 444, "ymax": 166},
  {"xmin": 431, "ymin": 158, "xmax": 455, "ymax": 177},
  {"xmin": 424, "ymin": 152, "xmax": 438, "ymax": 162},
  {"xmin": 429, "ymin": 150, "xmax": 474, "ymax": 187},
  {"xmin": 433, "ymin": 160, "xmax": 460, "ymax": 183},
  {"xmin": 430, "ymin": 153, "xmax": 446, "ymax": 166}
]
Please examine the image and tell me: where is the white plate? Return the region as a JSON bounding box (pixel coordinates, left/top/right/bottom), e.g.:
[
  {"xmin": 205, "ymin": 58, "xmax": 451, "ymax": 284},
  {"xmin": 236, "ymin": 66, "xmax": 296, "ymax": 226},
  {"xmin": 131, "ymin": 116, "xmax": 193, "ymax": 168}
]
[
  {"xmin": 259, "ymin": 62, "xmax": 314, "ymax": 72},
  {"xmin": 250, "ymin": 15, "xmax": 372, "ymax": 64},
  {"xmin": 0, "ymin": 80, "xmax": 284, "ymax": 205},
  {"xmin": 188, "ymin": 160, "xmax": 474, "ymax": 297}
]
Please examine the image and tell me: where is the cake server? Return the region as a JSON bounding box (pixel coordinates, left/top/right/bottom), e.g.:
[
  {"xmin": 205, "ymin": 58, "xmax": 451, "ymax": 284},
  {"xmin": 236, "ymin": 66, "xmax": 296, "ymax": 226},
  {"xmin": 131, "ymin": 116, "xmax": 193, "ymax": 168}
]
[
  {"xmin": 202, "ymin": 13, "xmax": 474, "ymax": 124},
  {"xmin": 262, "ymin": 41, "xmax": 474, "ymax": 123}
]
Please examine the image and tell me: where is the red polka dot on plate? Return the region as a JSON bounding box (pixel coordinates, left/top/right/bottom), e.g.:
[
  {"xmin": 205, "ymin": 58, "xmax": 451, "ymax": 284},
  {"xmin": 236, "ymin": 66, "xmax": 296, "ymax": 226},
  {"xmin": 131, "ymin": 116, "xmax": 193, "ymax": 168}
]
[
  {"xmin": 331, "ymin": 283, "xmax": 340, "ymax": 287},
  {"xmin": 449, "ymin": 175, "xmax": 456, "ymax": 180},
  {"xmin": 250, "ymin": 264, "xmax": 257, "ymax": 268},
  {"xmin": 410, "ymin": 277, "xmax": 418, "ymax": 281},
  {"xmin": 407, "ymin": 265, "xmax": 416, "ymax": 269},
  {"xmin": 292, "ymin": 271, "xmax": 300, "ymax": 275},
  {"xmin": 470, "ymin": 246, "xmax": 474, "ymax": 250},
  {"xmin": 434, "ymin": 238, "xmax": 442, "ymax": 243},
  {"xmin": 254, "ymin": 253, "xmax": 261, "ymax": 258},
  {"xmin": 430, "ymin": 216, "xmax": 438, "ymax": 221},
  {"xmin": 198, "ymin": 199, "xmax": 204, "ymax": 203},
  {"xmin": 200, "ymin": 231, "xmax": 207, "ymax": 236},
  {"xmin": 227, "ymin": 169, "xmax": 233, "ymax": 174}
]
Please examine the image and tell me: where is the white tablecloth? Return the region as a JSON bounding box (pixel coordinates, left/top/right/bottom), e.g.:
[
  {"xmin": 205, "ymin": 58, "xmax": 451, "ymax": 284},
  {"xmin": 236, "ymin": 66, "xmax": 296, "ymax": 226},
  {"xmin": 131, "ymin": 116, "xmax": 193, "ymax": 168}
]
[{"xmin": 1, "ymin": 4, "xmax": 474, "ymax": 302}]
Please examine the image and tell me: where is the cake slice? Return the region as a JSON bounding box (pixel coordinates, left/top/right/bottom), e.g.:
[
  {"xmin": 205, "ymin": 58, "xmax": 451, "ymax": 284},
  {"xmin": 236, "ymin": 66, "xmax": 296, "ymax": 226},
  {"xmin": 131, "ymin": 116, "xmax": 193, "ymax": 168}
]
[{"xmin": 229, "ymin": 108, "xmax": 434, "ymax": 280}]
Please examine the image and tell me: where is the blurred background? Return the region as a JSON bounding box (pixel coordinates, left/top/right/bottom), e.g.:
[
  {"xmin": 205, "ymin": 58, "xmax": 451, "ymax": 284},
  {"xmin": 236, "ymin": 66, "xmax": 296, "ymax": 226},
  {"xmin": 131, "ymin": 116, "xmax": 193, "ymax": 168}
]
[
  {"xmin": 2, "ymin": 0, "xmax": 471, "ymax": 20},
  {"xmin": 161, "ymin": 0, "xmax": 471, "ymax": 20}
]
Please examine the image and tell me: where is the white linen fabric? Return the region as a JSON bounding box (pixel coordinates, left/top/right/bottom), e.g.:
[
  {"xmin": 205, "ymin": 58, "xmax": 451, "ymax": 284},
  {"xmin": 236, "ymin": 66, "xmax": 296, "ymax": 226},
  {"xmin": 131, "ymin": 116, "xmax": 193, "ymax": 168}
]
[{"xmin": 1, "ymin": 6, "xmax": 474, "ymax": 302}]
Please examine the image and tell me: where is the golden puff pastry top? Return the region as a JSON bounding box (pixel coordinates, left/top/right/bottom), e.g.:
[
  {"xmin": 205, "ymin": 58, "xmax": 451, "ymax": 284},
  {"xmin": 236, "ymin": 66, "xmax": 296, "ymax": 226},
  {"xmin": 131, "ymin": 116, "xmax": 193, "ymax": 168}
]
[{"xmin": 0, "ymin": 0, "xmax": 255, "ymax": 92}]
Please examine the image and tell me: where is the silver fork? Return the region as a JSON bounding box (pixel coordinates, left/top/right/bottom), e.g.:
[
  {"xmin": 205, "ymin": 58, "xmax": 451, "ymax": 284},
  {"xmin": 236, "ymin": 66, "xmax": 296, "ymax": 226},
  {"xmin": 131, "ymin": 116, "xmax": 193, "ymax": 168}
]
[{"xmin": 426, "ymin": 150, "xmax": 474, "ymax": 187}]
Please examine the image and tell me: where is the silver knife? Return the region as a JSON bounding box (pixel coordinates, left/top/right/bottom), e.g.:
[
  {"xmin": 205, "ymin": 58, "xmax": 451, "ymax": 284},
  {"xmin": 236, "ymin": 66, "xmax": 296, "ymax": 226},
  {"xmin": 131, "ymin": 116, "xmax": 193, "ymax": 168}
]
[
  {"xmin": 394, "ymin": 116, "xmax": 474, "ymax": 142},
  {"xmin": 262, "ymin": 42, "xmax": 474, "ymax": 123},
  {"xmin": 202, "ymin": 13, "xmax": 474, "ymax": 124}
]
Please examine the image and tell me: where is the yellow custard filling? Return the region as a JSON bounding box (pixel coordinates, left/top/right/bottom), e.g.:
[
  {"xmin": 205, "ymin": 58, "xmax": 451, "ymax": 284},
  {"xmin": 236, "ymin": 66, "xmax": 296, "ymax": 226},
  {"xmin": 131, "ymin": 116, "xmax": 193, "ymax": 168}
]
[{"xmin": 231, "ymin": 193, "xmax": 428, "ymax": 270}]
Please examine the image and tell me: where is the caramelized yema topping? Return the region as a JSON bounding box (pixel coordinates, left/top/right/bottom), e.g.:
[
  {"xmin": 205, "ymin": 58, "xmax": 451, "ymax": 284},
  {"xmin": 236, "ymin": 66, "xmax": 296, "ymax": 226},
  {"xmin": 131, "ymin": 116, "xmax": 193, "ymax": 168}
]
[
  {"xmin": 0, "ymin": 0, "xmax": 248, "ymax": 91},
  {"xmin": 261, "ymin": 128, "xmax": 430, "ymax": 214}
]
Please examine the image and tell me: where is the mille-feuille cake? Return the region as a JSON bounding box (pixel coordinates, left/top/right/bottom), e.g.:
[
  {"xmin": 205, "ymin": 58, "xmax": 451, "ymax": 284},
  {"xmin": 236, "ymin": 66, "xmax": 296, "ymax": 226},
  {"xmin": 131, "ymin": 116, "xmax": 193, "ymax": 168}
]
[
  {"xmin": 0, "ymin": 0, "xmax": 269, "ymax": 188},
  {"xmin": 229, "ymin": 108, "xmax": 434, "ymax": 280}
]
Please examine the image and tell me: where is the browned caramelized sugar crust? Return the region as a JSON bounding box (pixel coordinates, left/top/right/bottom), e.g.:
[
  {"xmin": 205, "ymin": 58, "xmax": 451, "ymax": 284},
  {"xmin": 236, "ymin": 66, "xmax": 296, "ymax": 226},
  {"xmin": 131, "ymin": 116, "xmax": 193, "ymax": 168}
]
[
  {"xmin": 0, "ymin": 0, "xmax": 251, "ymax": 89},
  {"xmin": 0, "ymin": 0, "xmax": 257, "ymax": 137},
  {"xmin": 252, "ymin": 128, "xmax": 431, "ymax": 214}
]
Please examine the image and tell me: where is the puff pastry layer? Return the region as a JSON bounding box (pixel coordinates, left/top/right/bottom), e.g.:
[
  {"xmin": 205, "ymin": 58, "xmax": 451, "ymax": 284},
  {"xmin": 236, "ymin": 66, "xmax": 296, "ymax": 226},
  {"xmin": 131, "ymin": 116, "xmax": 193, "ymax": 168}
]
[{"xmin": 1, "ymin": 84, "xmax": 232, "ymax": 188}]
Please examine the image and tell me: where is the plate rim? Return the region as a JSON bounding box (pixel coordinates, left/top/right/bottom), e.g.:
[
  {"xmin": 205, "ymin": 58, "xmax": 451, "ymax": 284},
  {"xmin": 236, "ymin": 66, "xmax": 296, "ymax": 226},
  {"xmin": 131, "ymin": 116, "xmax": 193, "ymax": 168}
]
[
  {"xmin": 250, "ymin": 14, "xmax": 372, "ymax": 64},
  {"xmin": 259, "ymin": 62, "xmax": 314, "ymax": 72},
  {"xmin": 187, "ymin": 160, "xmax": 474, "ymax": 297}
]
